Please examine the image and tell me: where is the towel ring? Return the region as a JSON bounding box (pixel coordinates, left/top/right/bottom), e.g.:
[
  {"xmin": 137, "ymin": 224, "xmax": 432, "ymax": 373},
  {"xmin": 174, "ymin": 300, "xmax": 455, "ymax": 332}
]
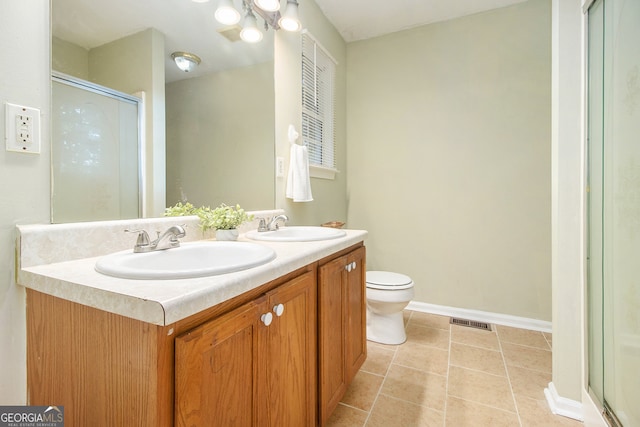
[{"xmin": 288, "ymin": 124, "xmax": 300, "ymax": 144}]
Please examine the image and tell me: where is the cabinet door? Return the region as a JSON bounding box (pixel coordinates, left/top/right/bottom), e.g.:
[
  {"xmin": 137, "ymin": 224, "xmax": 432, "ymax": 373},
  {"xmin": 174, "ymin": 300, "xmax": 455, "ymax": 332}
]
[
  {"xmin": 262, "ymin": 271, "xmax": 317, "ymax": 427},
  {"xmin": 345, "ymin": 246, "xmax": 366, "ymax": 382},
  {"xmin": 318, "ymin": 254, "xmax": 348, "ymax": 425},
  {"xmin": 318, "ymin": 247, "xmax": 367, "ymax": 425},
  {"xmin": 175, "ymin": 298, "xmax": 265, "ymax": 427}
]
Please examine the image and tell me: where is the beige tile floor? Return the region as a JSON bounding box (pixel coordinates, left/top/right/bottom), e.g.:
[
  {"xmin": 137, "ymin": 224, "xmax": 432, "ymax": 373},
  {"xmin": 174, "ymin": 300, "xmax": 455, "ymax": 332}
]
[{"xmin": 326, "ymin": 310, "xmax": 584, "ymax": 427}]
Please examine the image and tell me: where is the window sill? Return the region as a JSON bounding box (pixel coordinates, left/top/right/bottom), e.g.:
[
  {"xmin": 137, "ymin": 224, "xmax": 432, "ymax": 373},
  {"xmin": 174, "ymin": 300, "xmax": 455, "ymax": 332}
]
[{"xmin": 309, "ymin": 165, "xmax": 339, "ymax": 180}]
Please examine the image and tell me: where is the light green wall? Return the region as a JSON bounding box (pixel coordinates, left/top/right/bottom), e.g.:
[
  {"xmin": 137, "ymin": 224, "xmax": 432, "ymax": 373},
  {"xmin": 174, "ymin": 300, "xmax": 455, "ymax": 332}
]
[
  {"xmin": 0, "ymin": 0, "xmax": 51, "ymax": 404},
  {"xmin": 347, "ymin": 0, "xmax": 552, "ymax": 321},
  {"xmin": 52, "ymin": 36, "xmax": 89, "ymax": 79},
  {"xmin": 274, "ymin": 0, "xmax": 347, "ymax": 226},
  {"xmin": 165, "ymin": 61, "xmax": 275, "ymax": 211}
]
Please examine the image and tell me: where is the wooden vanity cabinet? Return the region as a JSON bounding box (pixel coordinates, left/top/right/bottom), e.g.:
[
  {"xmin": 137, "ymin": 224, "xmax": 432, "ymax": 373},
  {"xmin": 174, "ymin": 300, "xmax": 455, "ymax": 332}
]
[
  {"xmin": 318, "ymin": 246, "xmax": 367, "ymax": 425},
  {"xmin": 26, "ymin": 242, "xmax": 366, "ymax": 427},
  {"xmin": 174, "ymin": 270, "xmax": 317, "ymax": 427}
]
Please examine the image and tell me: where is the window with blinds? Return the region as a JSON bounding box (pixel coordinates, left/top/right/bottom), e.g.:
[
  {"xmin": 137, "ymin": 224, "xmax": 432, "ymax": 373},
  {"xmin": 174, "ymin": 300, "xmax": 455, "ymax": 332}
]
[{"xmin": 301, "ymin": 32, "xmax": 336, "ymax": 171}]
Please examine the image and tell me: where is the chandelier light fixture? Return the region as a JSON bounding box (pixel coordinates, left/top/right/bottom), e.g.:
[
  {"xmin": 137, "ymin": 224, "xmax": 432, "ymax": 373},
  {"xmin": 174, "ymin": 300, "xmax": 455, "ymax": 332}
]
[{"xmin": 214, "ymin": 0, "xmax": 302, "ymax": 43}]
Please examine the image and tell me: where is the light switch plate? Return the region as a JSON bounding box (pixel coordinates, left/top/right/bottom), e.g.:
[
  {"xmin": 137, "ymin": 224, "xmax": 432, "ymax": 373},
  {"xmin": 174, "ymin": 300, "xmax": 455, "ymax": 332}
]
[
  {"xmin": 5, "ymin": 102, "xmax": 41, "ymax": 154},
  {"xmin": 276, "ymin": 156, "xmax": 285, "ymax": 178}
]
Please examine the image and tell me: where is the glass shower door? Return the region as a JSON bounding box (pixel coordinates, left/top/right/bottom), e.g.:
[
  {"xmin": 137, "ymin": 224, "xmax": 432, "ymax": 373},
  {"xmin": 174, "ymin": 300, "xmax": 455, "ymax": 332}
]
[
  {"xmin": 51, "ymin": 76, "xmax": 141, "ymax": 223},
  {"xmin": 587, "ymin": 0, "xmax": 640, "ymax": 425}
]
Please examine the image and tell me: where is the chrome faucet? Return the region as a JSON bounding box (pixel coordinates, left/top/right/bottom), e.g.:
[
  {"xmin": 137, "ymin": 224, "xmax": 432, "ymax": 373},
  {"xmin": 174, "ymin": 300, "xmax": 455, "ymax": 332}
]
[
  {"xmin": 259, "ymin": 214, "xmax": 289, "ymax": 232},
  {"xmin": 257, "ymin": 218, "xmax": 269, "ymax": 232},
  {"xmin": 126, "ymin": 225, "xmax": 186, "ymax": 253}
]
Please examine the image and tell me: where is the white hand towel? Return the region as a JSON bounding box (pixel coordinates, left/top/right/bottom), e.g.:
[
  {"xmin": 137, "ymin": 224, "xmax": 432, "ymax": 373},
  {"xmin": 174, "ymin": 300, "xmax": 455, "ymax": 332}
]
[{"xmin": 286, "ymin": 144, "xmax": 313, "ymax": 202}]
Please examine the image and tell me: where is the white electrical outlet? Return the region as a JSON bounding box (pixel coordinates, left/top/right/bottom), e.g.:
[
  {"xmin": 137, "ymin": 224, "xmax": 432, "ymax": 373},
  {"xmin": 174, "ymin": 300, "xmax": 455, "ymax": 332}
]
[{"xmin": 5, "ymin": 102, "xmax": 41, "ymax": 154}]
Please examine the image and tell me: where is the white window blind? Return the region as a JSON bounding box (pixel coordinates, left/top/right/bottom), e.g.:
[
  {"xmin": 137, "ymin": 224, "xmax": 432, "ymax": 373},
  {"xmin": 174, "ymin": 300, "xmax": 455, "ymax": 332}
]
[{"xmin": 301, "ymin": 32, "xmax": 336, "ymax": 170}]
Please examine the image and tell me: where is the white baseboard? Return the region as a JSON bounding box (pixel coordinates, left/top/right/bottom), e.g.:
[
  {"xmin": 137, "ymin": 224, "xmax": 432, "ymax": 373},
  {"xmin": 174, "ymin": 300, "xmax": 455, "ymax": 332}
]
[
  {"xmin": 544, "ymin": 382, "xmax": 584, "ymax": 421},
  {"xmin": 407, "ymin": 301, "xmax": 552, "ymax": 333},
  {"xmin": 582, "ymin": 388, "xmax": 608, "ymax": 427}
]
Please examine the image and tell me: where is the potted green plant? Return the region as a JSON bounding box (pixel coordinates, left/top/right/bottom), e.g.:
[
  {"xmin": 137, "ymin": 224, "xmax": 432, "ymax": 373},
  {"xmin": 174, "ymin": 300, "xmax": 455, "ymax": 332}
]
[
  {"xmin": 199, "ymin": 204, "xmax": 253, "ymax": 241},
  {"xmin": 165, "ymin": 202, "xmax": 253, "ymax": 241}
]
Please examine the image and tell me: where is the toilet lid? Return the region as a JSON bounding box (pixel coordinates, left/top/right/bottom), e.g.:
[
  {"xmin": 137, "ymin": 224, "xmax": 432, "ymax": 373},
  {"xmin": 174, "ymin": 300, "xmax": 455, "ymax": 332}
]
[{"xmin": 366, "ymin": 271, "xmax": 413, "ymax": 290}]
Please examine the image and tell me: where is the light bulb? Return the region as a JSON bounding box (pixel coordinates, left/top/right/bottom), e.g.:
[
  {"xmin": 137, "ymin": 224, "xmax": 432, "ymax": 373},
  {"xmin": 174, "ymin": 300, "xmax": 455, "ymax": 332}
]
[
  {"xmin": 279, "ymin": 0, "xmax": 301, "ymax": 32},
  {"xmin": 240, "ymin": 11, "xmax": 263, "ymax": 43},
  {"xmin": 255, "ymin": 0, "xmax": 280, "ymax": 12},
  {"xmin": 215, "ymin": 0, "xmax": 241, "ymax": 25}
]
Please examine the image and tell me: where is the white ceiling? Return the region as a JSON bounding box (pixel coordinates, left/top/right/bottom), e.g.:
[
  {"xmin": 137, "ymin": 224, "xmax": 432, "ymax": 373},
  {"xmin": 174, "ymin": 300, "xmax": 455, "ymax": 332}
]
[
  {"xmin": 314, "ymin": 0, "xmax": 528, "ymax": 42},
  {"xmin": 52, "ymin": 0, "xmax": 528, "ymax": 82}
]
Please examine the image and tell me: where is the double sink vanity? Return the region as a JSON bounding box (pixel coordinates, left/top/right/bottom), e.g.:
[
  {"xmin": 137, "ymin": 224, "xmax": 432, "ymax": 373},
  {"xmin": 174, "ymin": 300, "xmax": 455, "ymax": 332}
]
[{"xmin": 17, "ymin": 211, "xmax": 367, "ymax": 426}]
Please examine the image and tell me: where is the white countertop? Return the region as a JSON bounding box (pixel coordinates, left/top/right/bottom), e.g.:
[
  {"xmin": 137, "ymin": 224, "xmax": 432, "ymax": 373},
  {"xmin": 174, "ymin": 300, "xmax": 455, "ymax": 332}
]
[{"xmin": 18, "ymin": 226, "xmax": 367, "ymax": 326}]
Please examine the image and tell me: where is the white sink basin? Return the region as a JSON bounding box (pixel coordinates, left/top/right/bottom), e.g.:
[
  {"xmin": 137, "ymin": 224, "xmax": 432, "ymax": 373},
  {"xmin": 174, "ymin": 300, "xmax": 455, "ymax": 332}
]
[
  {"xmin": 245, "ymin": 226, "xmax": 346, "ymax": 242},
  {"xmin": 95, "ymin": 241, "xmax": 276, "ymax": 280}
]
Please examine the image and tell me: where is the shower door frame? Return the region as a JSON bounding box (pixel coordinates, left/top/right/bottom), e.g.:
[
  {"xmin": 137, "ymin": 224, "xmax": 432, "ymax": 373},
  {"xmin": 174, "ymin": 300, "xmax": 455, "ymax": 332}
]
[
  {"xmin": 51, "ymin": 71, "xmax": 145, "ymax": 222},
  {"xmin": 585, "ymin": 0, "xmax": 639, "ymax": 424}
]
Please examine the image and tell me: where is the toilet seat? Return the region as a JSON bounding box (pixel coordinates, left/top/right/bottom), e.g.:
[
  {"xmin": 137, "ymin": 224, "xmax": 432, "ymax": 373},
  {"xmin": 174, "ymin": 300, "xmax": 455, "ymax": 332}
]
[{"xmin": 366, "ymin": 271, "xmax": 414, "ymax": 290}]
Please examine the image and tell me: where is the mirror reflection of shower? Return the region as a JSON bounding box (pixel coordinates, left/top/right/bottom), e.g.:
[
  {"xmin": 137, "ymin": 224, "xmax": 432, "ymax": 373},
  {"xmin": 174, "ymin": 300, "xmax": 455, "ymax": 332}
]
[{"xmin": 51, "ymin": 74, "xmax": 142, "ymax": 223}]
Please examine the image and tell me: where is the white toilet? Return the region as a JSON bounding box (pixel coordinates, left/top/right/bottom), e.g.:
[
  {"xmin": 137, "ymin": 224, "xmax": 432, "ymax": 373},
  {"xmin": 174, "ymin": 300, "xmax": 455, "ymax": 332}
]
[{"xmin": 366, "ymin": 271, "xmax": 415, "ymax": 345}]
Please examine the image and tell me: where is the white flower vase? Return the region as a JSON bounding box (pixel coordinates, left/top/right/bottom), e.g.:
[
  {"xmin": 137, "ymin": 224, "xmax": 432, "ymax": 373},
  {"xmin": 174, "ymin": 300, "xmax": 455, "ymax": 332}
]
[{"xmin": 215, "ymin": 229, "xmax": 239, "ymax": 241}]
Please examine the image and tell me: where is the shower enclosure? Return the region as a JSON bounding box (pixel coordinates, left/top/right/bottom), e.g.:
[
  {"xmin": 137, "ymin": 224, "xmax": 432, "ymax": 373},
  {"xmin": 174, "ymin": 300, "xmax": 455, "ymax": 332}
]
[
  {"xmin": 587, "ymin": 0, "xmax": 640, "ymax": 425},
  {"xmin": 51, "ymin": 73, "xmax": 142, "ymax": 223}
]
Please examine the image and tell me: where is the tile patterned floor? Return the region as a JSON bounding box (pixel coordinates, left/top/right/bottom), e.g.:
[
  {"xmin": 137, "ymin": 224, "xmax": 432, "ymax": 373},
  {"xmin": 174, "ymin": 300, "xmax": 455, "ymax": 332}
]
[{"xmin": 326, "ymin": 310, "xmax": 584, "ymax": 427}]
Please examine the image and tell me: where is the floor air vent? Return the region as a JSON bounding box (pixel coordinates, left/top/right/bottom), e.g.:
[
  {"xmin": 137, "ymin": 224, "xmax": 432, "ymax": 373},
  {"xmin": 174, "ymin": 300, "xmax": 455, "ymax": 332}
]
[{"xmin": 450, "ymin": 317, "xmax": 492, "ymax": 331}]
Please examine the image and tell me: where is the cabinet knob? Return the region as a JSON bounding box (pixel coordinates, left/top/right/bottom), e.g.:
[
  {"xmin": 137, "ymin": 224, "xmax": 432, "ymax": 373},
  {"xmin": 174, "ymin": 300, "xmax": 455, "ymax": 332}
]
[
  {"xmin": 261, "ymin": 312, "xmax": 273, "ymax": 326},
  {"xmin": 273, "ymin": 303, "xmax": 285, "ymax": 317},
  {"xmin": 345, "ymin": 261, "xmax": 357, "ymax": 272}
]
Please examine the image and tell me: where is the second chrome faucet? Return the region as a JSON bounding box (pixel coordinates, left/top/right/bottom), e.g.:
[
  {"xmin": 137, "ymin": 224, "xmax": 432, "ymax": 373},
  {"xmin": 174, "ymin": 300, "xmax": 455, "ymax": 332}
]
[{"xmin": 258, "ymin": 214, "xmax": 289, "ymax": 232}]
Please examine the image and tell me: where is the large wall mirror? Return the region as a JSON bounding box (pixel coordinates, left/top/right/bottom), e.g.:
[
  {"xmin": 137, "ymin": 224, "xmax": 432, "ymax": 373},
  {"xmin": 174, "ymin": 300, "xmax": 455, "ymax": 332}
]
[{"xmin": 51, "ymin": 0, "xmax": 276, "ymax": 223}]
